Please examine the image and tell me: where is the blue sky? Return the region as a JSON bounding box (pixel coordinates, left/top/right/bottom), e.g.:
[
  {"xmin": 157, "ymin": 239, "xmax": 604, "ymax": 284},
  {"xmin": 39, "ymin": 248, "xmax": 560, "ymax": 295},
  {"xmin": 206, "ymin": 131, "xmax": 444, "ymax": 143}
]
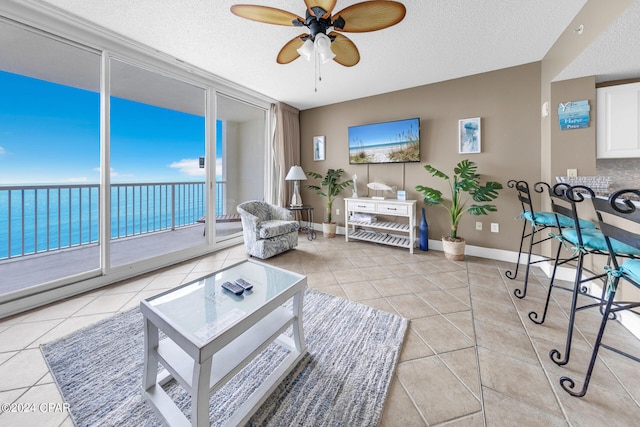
[
  {"xmin": 348, "ymin": 117, "xmax": 419, "ymax": 149},
  {"xmin": 0, "ymin": 70, "xmax": 219, "ymax": 185}
]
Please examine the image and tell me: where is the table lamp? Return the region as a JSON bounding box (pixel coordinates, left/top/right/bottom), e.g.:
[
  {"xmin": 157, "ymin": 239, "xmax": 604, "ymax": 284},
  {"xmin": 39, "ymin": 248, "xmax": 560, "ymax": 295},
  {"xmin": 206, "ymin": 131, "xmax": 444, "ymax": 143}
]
[{"xmin": 285, "ymin": 166, "xmax": 307, "ymax": 207}]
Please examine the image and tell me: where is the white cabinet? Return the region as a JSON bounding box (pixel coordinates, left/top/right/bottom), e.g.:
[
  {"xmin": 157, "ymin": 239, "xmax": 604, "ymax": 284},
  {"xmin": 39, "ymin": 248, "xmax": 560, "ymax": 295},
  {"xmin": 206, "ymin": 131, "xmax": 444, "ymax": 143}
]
[
  {"xmin": 345, "ymin": 197, "xmax": 417, "ymax": 253},
  {"xmin": 597, "ymin": 82, "xmax": 640, "ymax": 158}
]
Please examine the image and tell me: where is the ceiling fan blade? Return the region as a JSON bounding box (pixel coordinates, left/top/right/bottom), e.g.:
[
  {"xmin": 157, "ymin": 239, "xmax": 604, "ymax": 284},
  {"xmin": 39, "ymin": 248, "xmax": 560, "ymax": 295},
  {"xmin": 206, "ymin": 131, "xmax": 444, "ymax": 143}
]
[
  {"xmin": 333, "ymin": 1, "xmax": 406, "ymax": 33},
  {"xmin": 304, "ymin": 0, "xmax": 337, "ymax": 18},
  {"xmin": 230, "ymin": 5, "xmax": 304, "ymax": 26},
  {"xmin": 277, "ymin": 34, "xmax": 307, "ymax": 64},
  {"xmin": 329, "ymin": 32, "xmax": 360, "ymax": 67}
]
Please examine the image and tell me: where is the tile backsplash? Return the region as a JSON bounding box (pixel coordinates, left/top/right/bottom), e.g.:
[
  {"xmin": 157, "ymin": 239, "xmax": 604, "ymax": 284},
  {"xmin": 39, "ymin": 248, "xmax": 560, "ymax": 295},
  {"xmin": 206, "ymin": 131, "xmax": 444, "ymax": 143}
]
[
  {"xmin": 557, "ymin": 175, "xmax": 612, "ymax": 193},
  {"xmin": 596, "ymin": 158, "xmax": 640, "ymax": 192}
]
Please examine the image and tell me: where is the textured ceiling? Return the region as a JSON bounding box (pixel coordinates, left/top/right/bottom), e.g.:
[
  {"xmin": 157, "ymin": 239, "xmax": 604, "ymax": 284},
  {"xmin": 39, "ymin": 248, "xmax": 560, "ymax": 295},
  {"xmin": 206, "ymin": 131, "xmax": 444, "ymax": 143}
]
[
  {"xmin": 555, "ymin": 0, "xmax": 640, "ymax": 83},
  {"xmin": 26, "ymin": 0, "xmax": 638, "ymax": 110}
]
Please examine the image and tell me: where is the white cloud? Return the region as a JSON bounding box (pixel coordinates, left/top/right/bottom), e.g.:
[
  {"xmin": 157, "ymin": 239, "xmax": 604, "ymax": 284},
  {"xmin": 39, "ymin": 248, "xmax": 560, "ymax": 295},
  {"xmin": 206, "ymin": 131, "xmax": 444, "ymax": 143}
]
[
  {"xmin": 216, "ymin": 158, "xmax": 223, "ymax": 178},
  {"xmin": 68, "ymin": 177, "xmax": 88, "ymax": 182},
  {"xmin": 169, "ymin": 158, "xmax": 205, "ymax": 177},
  {"xmin": 0, "ymin": 146, "xmax": 6, "ymax": 155}
]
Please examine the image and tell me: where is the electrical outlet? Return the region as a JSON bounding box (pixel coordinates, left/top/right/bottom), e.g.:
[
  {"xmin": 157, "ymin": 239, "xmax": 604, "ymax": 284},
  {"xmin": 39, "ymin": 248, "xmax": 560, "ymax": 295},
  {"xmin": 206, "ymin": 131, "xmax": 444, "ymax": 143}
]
[
  {"xmin": 567, "ymin": 168, "xmax": 577, "ymax": 177},
  {"xmin": 336, "ymin": 208, "xmax": 340, "ymax": 216},
  {"xmin": 491, "ymin": 223, "xmax": 499, "ymax": 233},
  {"xmin": 475, "ymin": 221, "xmax": 482, "ymax": 231}
]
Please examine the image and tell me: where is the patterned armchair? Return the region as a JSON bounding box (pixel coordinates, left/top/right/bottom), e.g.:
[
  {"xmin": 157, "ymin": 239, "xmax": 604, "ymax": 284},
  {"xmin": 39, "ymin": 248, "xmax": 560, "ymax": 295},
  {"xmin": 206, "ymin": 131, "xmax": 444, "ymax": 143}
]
[{"xmin": 237, "ymin": 201, "xmax": 299, "ymax": 259}]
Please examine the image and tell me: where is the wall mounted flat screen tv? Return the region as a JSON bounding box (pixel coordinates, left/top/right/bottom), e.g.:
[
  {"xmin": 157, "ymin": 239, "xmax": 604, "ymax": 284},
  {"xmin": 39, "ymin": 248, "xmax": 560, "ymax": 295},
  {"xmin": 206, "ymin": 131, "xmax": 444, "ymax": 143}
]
[{"xmin": 348, "ymin": 117, "xmax": 420, "ymax": 164}]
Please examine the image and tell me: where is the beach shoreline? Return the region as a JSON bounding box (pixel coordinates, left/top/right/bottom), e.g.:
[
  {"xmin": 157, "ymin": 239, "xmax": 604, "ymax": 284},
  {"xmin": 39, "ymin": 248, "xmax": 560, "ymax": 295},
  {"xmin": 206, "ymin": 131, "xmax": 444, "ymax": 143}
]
[{"xmin": 349, "ymin": 145, "xmax": 400, "ymax": 163}]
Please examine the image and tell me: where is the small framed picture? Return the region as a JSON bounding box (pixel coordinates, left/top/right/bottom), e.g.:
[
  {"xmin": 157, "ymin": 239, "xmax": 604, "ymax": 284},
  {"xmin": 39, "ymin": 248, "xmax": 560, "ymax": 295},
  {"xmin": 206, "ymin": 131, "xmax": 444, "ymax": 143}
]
[
  {"xmin": 458, "ymin": 117, "xmax": 481, "ymax": 154},
  {"xmin": 397, "ymin": 190, "xmax": 406, "ymax": 201},
  {"xmin": 313, "ymin": 136, "xmax": 325, "ymax": 161}
]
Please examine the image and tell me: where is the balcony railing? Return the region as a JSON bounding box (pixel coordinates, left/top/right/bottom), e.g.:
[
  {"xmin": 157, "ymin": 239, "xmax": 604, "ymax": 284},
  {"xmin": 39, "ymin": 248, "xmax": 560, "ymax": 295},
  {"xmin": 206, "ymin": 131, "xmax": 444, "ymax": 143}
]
[{"xmin": 0, "ymin": 181, "xmax": 226, "ymax": 260}]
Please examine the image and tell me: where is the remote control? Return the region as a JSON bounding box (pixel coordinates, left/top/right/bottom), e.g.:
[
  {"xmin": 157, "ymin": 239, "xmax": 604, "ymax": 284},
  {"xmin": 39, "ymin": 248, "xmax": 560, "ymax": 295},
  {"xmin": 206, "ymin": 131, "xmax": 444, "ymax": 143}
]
[
  {"xmin": 235, "ymin": 278, "xmax": 253, "ymax": 291},
  {"xmin": 222, "ymin": 281, "xmax": 244, "ymax": 295}
]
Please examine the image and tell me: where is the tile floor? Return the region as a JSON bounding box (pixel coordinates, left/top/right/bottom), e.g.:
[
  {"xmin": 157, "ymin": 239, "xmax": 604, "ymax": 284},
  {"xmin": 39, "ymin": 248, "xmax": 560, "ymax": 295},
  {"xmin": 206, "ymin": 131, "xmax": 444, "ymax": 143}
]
[{"xmin": 1, "ymin": 236, "xmax": 640, "ymax": 426}]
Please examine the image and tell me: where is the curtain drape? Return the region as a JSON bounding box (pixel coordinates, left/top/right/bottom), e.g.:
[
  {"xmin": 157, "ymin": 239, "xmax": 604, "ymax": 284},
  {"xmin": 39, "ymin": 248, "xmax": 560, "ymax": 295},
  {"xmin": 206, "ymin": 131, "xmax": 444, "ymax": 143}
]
[
  {"xmin": 275, "ymin": 102, "xmax": 301, "ymax": 207},
  {"xmin": 265, "ymin": 103, "xmax": 279, "ymax": 204}
]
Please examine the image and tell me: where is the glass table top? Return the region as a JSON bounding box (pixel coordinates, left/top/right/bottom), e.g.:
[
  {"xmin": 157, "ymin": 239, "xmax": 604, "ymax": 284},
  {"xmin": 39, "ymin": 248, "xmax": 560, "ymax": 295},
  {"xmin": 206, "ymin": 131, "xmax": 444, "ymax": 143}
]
[{"xmin": 144, "ymin": 260, "xmax": 305, "ymax": 345}]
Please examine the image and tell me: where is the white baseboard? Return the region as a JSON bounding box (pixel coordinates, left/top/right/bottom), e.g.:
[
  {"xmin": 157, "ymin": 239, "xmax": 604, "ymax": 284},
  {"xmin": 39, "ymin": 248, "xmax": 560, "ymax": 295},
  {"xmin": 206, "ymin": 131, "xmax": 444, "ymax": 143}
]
[
  {"xmin": 583, "ymin": 280, "xmax": 640, "ymax": 341},
  {"xmin": 619, "ymin": 310, "xmax": 640, "ymax": 340}
]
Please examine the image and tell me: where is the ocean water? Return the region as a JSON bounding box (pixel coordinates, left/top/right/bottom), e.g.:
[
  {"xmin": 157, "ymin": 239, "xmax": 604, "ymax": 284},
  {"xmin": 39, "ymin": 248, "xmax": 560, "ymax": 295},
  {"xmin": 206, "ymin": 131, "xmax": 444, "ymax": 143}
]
[
  {"xmin": 0, "ymin": 184, "xmax": 208, "ymax": 259},
  {"xmin": 349, "ymin": 139, "xmax": 414, "ymax": 151}
]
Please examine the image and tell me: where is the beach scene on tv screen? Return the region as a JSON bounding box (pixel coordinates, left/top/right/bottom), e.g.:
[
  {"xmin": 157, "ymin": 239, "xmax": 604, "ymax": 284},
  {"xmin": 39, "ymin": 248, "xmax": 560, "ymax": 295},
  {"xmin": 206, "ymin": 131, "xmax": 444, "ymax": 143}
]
[{"xmin": 349, "ymin": 118, "xmax": 420, "ymax": 164}]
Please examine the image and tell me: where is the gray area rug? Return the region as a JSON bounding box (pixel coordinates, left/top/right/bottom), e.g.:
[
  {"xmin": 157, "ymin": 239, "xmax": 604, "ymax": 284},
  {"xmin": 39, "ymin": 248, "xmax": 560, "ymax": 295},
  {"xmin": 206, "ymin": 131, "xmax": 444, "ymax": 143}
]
[{"xmin": 41, "ymin": 289, "xmax": 408, "ymax": 426}]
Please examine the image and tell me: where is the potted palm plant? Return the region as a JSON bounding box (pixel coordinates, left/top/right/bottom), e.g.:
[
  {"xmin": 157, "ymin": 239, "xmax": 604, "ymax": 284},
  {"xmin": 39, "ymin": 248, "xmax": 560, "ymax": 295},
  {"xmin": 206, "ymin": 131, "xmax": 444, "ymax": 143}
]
[
  {"xmin": 306, "ymin": 168, "xmax": 353, "ymax": 238},
  {"xmin": 415, "ymin": 159, "xmax": 502, "ymax": 260}
]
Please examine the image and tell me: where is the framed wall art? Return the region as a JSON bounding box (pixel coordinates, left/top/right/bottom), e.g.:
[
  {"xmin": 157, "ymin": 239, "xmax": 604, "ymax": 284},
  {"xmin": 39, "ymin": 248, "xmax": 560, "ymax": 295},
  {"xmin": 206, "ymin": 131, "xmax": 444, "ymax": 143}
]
[
  {"xmin": 458, "ymin": 117, "xmax": 481, "ymax": 154},
  {"xmin": 313, "ymin": 136, "xmax": 325, "ymax": 161}
]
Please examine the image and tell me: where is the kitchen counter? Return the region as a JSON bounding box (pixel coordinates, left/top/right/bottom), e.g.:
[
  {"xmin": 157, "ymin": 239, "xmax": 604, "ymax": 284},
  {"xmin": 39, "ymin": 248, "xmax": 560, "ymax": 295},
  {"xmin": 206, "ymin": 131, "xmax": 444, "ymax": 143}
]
[{"xmin": 556, "ymin": 176, "xmax": 639, "ymax": 201}]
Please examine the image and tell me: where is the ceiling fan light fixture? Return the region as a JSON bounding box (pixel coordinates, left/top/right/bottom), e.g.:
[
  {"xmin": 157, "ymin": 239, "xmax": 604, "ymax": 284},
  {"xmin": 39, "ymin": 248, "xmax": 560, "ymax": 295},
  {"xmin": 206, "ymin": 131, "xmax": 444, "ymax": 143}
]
[
  {"xmin": 318, "ymin": 48, "xmax": 336, "ymax": 64},
  {"xmin": 231, "ymin": 1, "xmax": 406, "ymax": 70},
  {"xmin": 314, "ymin": 33, "xmax": 335, "ymax": 63},
  {"xmin": 297, "ymin": 39, "xmax": 314, "ymax": 61}
]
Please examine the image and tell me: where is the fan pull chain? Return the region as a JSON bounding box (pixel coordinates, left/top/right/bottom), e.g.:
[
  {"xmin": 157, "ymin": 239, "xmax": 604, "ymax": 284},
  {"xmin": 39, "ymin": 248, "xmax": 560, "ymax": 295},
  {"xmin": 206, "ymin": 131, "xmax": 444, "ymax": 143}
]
[{"xmin": 315, "ymin": 52, "xmax": 324, "ymax": 93}]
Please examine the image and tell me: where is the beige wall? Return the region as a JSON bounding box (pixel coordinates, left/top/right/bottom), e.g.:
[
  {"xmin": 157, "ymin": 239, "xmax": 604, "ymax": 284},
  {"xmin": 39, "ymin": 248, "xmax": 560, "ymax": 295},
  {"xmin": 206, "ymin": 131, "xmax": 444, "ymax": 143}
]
[
  {"xmin": 225, "ymin": 118, "xmax": 265, "ymax": 214},
  {"xmin": 539, "ymin": 0, "xmax": 634, "ymax": 187},
  {"xmin": 550, "ymin": 76, "xmax": 597, "ymax": 179},
  {"xmin": 298, "ymin": 0, "xmax": 637, "ymax": 255},
  {"xmin": 300, "ymin": 63, "xmax": 545, "ymax": 251}
]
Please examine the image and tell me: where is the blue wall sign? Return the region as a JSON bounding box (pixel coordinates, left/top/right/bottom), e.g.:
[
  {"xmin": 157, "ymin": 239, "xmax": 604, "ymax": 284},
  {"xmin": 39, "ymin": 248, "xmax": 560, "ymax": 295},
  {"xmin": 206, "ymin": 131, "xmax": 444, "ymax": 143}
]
[{"xmin": 558, "ymin": 100, "xmax": 590, "ymax": 130}]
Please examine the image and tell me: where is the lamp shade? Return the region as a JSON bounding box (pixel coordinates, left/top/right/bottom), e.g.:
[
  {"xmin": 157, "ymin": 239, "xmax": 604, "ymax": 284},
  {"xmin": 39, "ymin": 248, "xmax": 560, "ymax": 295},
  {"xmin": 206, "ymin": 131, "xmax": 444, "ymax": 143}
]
[{"xmin": 285, "ymin": 166, "xmax": 307, "ymax": 181}]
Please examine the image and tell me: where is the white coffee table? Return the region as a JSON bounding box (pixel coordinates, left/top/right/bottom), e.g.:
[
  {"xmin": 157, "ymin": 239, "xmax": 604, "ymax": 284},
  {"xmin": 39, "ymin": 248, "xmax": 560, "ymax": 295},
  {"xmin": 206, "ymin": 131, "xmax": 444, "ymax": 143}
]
[{"xmin": 140, "ymin": 259, "xmax": 307, "ymax": 427}]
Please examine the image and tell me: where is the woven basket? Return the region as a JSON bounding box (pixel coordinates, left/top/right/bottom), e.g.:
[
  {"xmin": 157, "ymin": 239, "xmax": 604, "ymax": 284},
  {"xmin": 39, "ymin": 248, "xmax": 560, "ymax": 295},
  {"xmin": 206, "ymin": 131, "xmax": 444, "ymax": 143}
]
[
  {"xmin": 322, "ymin": 222, "xmax": 336, "ymax": 238},
  {"xmin": 442, "ymin": 238, "xmax": 465, "ymax": 261}
]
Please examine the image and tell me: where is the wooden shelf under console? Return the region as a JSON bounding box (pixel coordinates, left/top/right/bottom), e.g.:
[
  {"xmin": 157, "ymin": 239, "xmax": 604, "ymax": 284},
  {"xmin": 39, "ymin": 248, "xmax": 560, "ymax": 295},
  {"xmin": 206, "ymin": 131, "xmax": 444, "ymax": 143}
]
[{"xmin": 345, "ymin": 198, "xmax": 417, "ymax": 253}]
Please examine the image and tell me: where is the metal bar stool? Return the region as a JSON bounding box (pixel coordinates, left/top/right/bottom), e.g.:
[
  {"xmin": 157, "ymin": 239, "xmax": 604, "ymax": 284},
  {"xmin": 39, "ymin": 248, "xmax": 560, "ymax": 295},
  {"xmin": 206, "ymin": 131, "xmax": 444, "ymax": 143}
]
[
  {"xmin": 542, "ymin": 185, "xmax": 640, "ymax": 368},
  {"xmin": 506, "ymin": 180, "xmax": 595, "ymax": 299},
  {"xmin": 527, "ymin": 183, "xmax": 599, "ymax": 326},
  {"xmin": 558, "ymin": 188, "xmax": 640, "ymax": 397}
]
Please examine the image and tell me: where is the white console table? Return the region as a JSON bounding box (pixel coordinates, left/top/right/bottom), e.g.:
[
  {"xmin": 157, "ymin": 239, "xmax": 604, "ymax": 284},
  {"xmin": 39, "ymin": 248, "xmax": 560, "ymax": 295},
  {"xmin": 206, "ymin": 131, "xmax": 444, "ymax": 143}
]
[{"xmin": 345, "ymin": 197, "xmax": 417, "ymax": 253}]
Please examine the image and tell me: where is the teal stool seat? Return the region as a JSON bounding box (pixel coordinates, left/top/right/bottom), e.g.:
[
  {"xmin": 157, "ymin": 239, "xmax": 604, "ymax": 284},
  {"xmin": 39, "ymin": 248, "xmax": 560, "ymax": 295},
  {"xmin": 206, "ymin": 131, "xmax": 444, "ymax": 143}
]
[
  {"xmin": 561, "ymin": 228, "xmax": 640, "ymax": 256},
  {"xmin": 621, "ymin": 259, "xmax": 640, "ymax": 285},
  {"xmin": 521, "ymin": 211, "xmax": 596, "ymax": 229}
]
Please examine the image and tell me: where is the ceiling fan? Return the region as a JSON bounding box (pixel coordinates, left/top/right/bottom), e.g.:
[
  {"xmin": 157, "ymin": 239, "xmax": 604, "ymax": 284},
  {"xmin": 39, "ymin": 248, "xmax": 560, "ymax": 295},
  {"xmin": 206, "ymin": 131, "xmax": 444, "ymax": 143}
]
[{"xmin": 230, "ymin": 1, "xmax": 406, "ymax": 67}]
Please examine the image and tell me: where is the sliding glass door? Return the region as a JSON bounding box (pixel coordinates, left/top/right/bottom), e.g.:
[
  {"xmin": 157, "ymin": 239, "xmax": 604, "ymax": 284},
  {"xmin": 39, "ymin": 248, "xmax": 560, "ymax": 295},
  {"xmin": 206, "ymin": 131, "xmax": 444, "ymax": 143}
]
[
  {"xmin": 0, "ymin": 19, "xmax": 101, "ymax": 297},
  {"xmin": 215, "ymin": 95, "xmax": 266, "ymax": 242},
  {"xmin": 0, "ymin": 13, "xmax": 270, "ymax": 313},
  {"xmin": 109, "ymin": 59, "xmax": 207, "ymax": 267}
]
